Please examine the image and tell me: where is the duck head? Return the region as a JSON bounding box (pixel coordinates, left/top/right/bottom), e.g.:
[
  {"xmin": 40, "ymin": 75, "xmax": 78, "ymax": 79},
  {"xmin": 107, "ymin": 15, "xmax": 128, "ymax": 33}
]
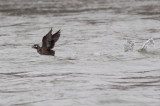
[{"xmin": 32, "ymin": 44, "xmax": 40, "ymax": 49}]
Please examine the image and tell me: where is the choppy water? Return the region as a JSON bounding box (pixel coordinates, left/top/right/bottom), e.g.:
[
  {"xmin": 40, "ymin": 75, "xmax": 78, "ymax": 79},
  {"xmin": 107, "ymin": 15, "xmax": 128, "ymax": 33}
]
[{"xmin": 0, "ymin": 0, "xmax": 160, "ymax": 106}]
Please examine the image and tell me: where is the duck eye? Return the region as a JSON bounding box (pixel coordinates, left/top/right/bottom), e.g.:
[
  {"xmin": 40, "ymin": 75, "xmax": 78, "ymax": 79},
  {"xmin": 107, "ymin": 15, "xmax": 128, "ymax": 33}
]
[{"xmin": 34, "ymin": 45, "xmax": 37, "ymax": 48}]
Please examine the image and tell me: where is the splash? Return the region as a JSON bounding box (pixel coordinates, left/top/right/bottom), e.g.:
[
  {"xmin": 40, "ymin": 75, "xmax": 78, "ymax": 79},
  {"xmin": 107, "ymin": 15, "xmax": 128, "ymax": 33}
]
[
  {"xmin": 142, "ymin": 38, "xmax": 155, "ymax": 49},
  {"xmin": 138, "ymin": 38, "xmax": 155, "ymax": 52},
  {"xmin": 124, "ymin": 40, "xmax": 135, "ymax": 52}
]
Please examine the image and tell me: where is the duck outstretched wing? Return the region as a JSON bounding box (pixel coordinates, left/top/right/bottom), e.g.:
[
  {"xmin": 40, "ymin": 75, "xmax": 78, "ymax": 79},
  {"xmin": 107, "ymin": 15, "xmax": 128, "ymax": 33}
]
[{"xmin": 42, "ymin": 28, "xmax": 60, "ymax": 50}]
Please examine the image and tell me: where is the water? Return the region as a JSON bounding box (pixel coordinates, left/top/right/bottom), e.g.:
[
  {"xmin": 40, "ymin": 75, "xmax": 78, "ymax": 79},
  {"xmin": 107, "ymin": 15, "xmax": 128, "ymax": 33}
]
[{"xmin": 0, "ymin": 0, "xmax": 160, "ymax": 106}]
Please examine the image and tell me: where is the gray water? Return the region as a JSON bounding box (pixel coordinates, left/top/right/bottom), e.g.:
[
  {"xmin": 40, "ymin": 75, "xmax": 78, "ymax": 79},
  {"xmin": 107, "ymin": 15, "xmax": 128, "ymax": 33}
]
[{"xmin": 0, "ymin": 0, "xmax": 160, "ymax": 106}]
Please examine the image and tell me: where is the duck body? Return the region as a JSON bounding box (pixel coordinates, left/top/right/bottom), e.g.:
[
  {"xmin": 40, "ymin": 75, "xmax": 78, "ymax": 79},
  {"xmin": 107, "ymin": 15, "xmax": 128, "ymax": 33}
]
[
  {"xmin": 39, "ymin": 48, "xmax": 55, "ymax": 56},
  {"xmin": 32, "ymin": 28, "xmax": 60, "ymax": 56},
  {"xmin": 38, "ymin": 47, "xmax": 55, "ymax": 56}
]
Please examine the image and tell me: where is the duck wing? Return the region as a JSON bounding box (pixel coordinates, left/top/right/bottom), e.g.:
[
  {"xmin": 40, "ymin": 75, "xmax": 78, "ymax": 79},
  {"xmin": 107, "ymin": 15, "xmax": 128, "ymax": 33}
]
[
  {"xmin": 48, "ymin": 30, "xmax": 61, "ymax": 50},
  {"xmin": 51, "ymin": 30, "xmax": 61, "ymax": 43},
  {"xmin": 42, "ymin": 28, "xmax": 52, "ymax": 49},
  {"xmin": 42, "ymin": 28, "xmax": 60, "ymax": 50}
]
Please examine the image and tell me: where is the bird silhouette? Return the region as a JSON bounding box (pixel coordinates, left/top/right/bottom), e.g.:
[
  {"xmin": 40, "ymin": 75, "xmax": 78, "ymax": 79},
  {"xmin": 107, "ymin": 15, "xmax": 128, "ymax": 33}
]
[{"xmin": 32, "ymin": 28, "xmax": 60, "ymax": 56}]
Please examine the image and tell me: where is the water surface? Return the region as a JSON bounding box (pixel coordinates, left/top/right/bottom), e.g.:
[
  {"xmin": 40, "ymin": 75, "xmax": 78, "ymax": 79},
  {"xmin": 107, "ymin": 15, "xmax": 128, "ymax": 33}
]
[{"xmin": 0, "ymin": 0, "xmax": 160, "ymax": 106}]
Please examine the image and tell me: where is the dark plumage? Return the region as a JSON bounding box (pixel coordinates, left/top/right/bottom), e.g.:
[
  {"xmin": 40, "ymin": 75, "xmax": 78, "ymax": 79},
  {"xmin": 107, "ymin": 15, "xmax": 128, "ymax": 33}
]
[{"xmin": 32, "ymin": 28, "xmax": 60, "ymax": 56}]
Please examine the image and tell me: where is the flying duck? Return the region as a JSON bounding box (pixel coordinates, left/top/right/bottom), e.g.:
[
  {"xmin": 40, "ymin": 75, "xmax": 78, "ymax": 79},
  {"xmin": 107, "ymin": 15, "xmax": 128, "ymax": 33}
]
[{"xmin": 32, "ymin": 28, "xmax": 60, "ymax": 56}]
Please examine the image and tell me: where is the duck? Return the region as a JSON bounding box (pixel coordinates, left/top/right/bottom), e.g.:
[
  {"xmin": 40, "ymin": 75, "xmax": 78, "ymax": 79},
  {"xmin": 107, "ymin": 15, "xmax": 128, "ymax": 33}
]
[{"xmin": 32, "ymin": 28, "xmax": 60, "ymax": 56}]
